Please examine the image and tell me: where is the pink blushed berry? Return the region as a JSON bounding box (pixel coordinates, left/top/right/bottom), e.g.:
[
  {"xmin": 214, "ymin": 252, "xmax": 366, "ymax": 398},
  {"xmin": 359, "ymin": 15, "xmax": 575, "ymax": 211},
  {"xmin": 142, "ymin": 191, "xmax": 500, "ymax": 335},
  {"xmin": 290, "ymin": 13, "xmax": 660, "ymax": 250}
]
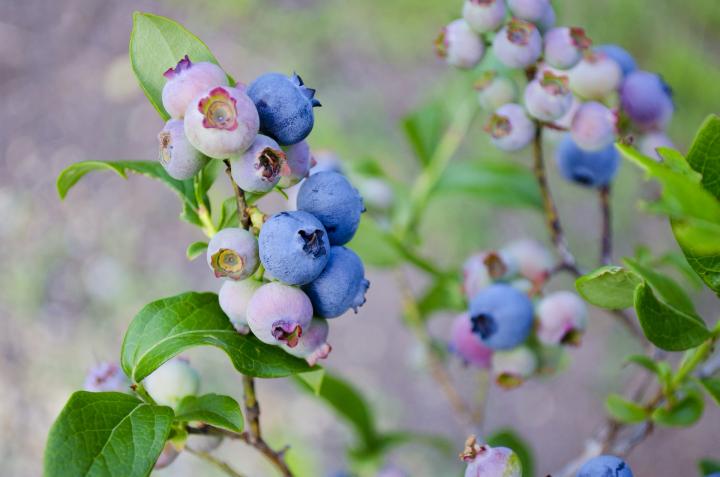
[
  {"xmin": 246, "ymin": 282, "xmax": 313, "ymax": 348},
  {"xmin": 161, "ymin": 55, "xmax": 228, "ymax": 119},
  {"xmin": 501, "ymin": 239, "xmax": 554, "ymax": 285},
  {"xmin": 570, "ymin": 101, "xmax": 616, "ymax": 152},
  {"xmin": 507, "ymin": 0, "xmax": 550, "ymax": 23},
  {"xmin": 462, "ymin": 0, "xmax": 506, "ymax": 33},
  {"xmin": 536, "ymin": 291, "xmax": 588, "ymax": 346},
  {"xmin": 450, "ymin": 313, "xmax": 493, "ymax": 368},
  {"xmin": 278, "ymin": 140, "xmax": 313, "ymax": 188},
  {"xmin": 435, "ymin": 19, "xmax": 486, "ymax": 69},
  {"xmin": 639, "ymin": 132, "xmax": 674, "ymax": 161},
  {"xmin": 485, "ymin": 103, "xmax": 536, "ymax": 152},
  {"xmin": 460, "ymin": 436, "xmax": 522, "ymax": 477},
  {"xmin": 568, "ymin": 52, "xmax": 622, "ymax": 100},
  {"xmin": 543, "ymin": 27, "xmax": 591, "ymax": 70},
  {"xmin": 524, "ymin": 72, "xmax": 573, "ymax": 122},
  {"xmin": 219, "ymin": 279, "xmax": 263, "ymax": 334},
  {"xmin": 492, "ymin": 19, "xmax": 542, "ymax": 69}
]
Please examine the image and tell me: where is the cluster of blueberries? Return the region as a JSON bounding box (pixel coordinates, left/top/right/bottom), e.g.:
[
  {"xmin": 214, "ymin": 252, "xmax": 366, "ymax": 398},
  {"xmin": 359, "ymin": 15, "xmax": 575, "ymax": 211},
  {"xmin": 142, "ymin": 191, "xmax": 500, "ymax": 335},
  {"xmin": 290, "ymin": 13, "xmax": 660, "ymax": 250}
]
[
  {"xmin": 436, "ymin": 0, "xmax": 675, "ymax": 189},
  {"xmin": 450, "ymin": 239, "xmax": 586, "ymax": 389}
]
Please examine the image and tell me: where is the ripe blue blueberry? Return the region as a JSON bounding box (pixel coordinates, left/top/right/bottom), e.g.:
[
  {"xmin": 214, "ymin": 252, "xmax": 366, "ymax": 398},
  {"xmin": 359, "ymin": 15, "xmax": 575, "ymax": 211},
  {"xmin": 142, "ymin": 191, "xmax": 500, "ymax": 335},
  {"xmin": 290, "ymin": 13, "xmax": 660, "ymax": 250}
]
[
  {"xmin": 577, "ymin": 455, "xmax": 633, "ymax": 477},
  {"xmin": 450, "ymin": 313, "xmax": 493, "ymax": 368},
  {"xmin": 469, "ymin": 283, "xmax": 534, "ymax": 350},
  {"xmin": 543, "ymin": 27, "xmax": 591, "ymax": 70},
  {"xmin": 462, "ymin": 0, "xmax": 506, "ymax": 34},
  {"xmin": 247, "ymin": 73, "xmax": 320, "ymax": 146},
  {"xmin": 144, "ymin": 357, "xmax": 200, "ymax": 409},
  {"xmin": 229, "ymin": 134, "xmax": 285, "ymax": 193},
  {"xmin": 286, "ymin": 317, "xmax": 332, "ymax": 365},
  {"xmin": 620, "ymin": 71, "xmax": 673, "ymax": 130},
  {"xmin": 475, "ymin": 71, "xmax": 517, "ymax": 111},
  {"xmin": 259, "ymin": 211, "xmax": 330, "ymax": 285},
  {"xmin": 594, "ymin": 44, "xmax": 636, "ymax": 77},
  {"xmin": 568, "ymin": 52, "xmax": 622, "ymax": 100},
  {"xmin": 491, "ymin": 346, "xmax": 537, "ymax": 388},
  {"xmin": 435, "ymin": 19, "xmax": 486, "ymax": 69},
  {"xmin": 555, "ymin": 134, "xmax": 620, "ymax": 187},
  {"xmin": 485, "ymin": 103, "xmax": 536, "ymax": 152},
  {"xmin": 507, "ymin": 0, "xmax": 550, "ymax": 23},
  {"xmin": 246, "ymin": 282, "xmax": 313, "ymax": 348},
  {"xmin": 83, "ymin": 362, "xmax": 129, "ymax": 393},
  {"xmin": 207, "ymin": 227, "xmax": 259, "ymax": 280},
  {"xmin": 297, "ymin": 171, "xmax": 365, "ymax": 245},
  {"xmin": 161, "ymin": 56, "xmax": 228, "ymax": 119},
  {"xmin": 461, "ymin": 436, "xmax": 522, "ymax": 477},
  {"xmin": 219, "ymin": 278, "xmax": 262, "ymax": 334},
  {"xmin": 524, "ymin": 72, "xmax": 573, "ymax": 122},
  {"xmin": 279, "ymin": 140, "xmax": 313, "ymax": 188},
  {"xmin": 302, "ymin": 246, "xmax": 370, "ymax": 318},
  {"xmin": 570, "ymin": 101, "xmax": 616, "ymax": 152},
  {"xmin": 493, "ymin": 19, "xmax": 542, "ymax": 69},
  {"xmin": 157, "ymin": 119, "xmax": 208, "ymax": 180}
]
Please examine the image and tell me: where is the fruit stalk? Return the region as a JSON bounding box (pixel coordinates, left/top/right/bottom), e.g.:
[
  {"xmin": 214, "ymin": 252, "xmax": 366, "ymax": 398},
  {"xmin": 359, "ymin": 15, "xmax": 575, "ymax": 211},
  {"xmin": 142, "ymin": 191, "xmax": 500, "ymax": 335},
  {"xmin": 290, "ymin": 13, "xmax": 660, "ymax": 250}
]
[
  {"xmin": 224, "ymin": 159, "xmax": 251, "ymax": 230},
  {"xmin": 599, "ymin": 184, "xmax": 612, "ymax": 265}
]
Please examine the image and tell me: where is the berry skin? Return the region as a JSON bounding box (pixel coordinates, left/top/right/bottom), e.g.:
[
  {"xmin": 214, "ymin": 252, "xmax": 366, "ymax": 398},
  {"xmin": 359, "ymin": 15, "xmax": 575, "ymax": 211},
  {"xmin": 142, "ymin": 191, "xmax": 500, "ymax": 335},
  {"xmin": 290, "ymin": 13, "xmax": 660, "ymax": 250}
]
[
  {"xmin": 462, "ymin": 0, "xmax": 506, "ymax": 33},
  {"xmin": 536, "ymin": 3, "xmax": 556, "ymax": 33},
  {"xmin": 507, "ymin": 0, "xmax": 550, "ymax": 23},
  {"xmin": 302, "ymin": 246, "xmax": 370, "ymax": 318},
  {"xmin": 485, "ymin": 103, "xmax": 536, "ymax": 152},
  {"xmin": 475, "ymin": 71, "xmax": 518, "ymax": 111},
  {"xmin": 524, "ymin": 72, "xmax": 573, "ymax": 122},
  {"xmin": 460, "ymin": 436, "xmax": 522, "ymax": 477},
  {"xmin": 491, "ymin": 346, "xmax": 537, "ymax": 388},
  {"xmin": 83, "ymin": 362, "xmax": 129, "ymax": 393},
  {"xmin": 247, "ymin": 73, "xmax": 320, "ymax": 146},
  {"xmin": 219, "ymin": 278, "xmax": 262, "ymax": 334},
  {"xmin": 639, "ymin": 132, "xmax": 674, "ymax": 161},
  {"xmin": 577, "ymin": 455, "xmax": 633, "ymax": 477},
  {"xmin": 556, "ymin": 134, "xmax": 620, "ymax": 187},
  {"xmin": 568, "ymin": 52, "xmax": 622, "ymax": 100},
  {"xmin": 450, "ymin": 313, "xmax": 493, "ymax": 368},
  {"xmin": 186, "ymin": 433, "xmax": 223, "ymax": 453},
  {"xmin": 501, "ymin": 239, "xmax": 553, "ymax": 284},
  {"xmin": 278, "ymin": 140, "xmax": 313, "ymax": 188},
  {"xmin": 259, "ymin": 211, "xmax": 330, "ymax": 285},
  {"xmin": 206, "ymin": 227, "xmax": 259, "ymax": 280},
  {"xmin": 543, "ymin": 27, "xmax": 591, "ymax": 70},
  {"xmin": 184, "ymin": 86, "xmax": 260, "ymax": 159},
  {"xmin": 157, "ymin": 120, "xmax": 208, "ymax": 180},
  {"xmin": 594, "ymin": 44, "xmax": 636, "ymax": 77},
  {"xmin": 536, "ymin": 291, "xmax": 587, "ymax": 346},
  {"xmin": 286, "ymin": 317, "xmax": 332, "ymax": 365},
  {"xmin": 435, "ymin": 19, "xmax": 486, "ymax": 69},
  {"xmin": 570, "ymin": 101, "xmax": 616, "ymax": 152},
  {"xmin": 246, "ymin": 282, "xmax": 313, "ymax": 348},
  {"xmin": 469, "ymin": 283, "xmax": 534, "ymax": 350},
  {"xmin": 493, "ymin": 19, "xmax": 542, "ymax": 69},
  {"xmin": 161, "ymin": 56, "xmax": 228, "ymax": 119},
  {"xmin": 620, "ymin": 71, "xmax": 674, "ymax": 130},
  {"xmin": 143, "ymin": 357, "xmax": 200, "ymax": 409},
  {"xmin": 154, "ymin": 442, "xmax": 179, "ymax": 470},
  {"xmin": 297, "ymin": 171, "xmax": 365, "ymax": 246},
  {"xmin": 462, "ymin": 250, "xmax": 515, "ymax": 299},
  {"xmin": 229, "ymin": 134, "xmax": 285, "ymax": 193}
]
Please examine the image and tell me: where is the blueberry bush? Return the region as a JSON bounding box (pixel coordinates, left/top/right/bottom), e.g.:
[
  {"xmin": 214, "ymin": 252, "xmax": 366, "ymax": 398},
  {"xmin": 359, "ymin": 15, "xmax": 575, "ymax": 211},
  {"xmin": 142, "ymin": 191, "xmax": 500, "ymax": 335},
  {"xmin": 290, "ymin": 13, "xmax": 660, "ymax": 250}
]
[{"xmin": 44, "ymin": 2, "xmax": 720, "ymax": 477}]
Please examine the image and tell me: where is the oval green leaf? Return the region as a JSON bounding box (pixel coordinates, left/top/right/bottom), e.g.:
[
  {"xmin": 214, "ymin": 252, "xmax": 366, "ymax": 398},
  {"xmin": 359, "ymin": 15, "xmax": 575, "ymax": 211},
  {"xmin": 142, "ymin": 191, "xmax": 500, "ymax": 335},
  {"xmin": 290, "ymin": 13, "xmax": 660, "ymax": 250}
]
[
  {"xmin": 121, "ymin": 292, "xmax": 312, "ymax": 382},
  {"xmin": 575, "ymin": 266, "xmax": 642, "ymax": 310},
  {"xmin": 624, "ymin": 257, "xmax": 696, "ymax": 316},
  {"xmin": 605, "ymin": 393, "xmax": 648, "ymax": 424},
  {"xmin": 652, "ymin": 390, "xmax": 704, "ymax": 427},
  {"xmin": 175, "ymin": 393, "xmax": 243, "ymax": 432}
]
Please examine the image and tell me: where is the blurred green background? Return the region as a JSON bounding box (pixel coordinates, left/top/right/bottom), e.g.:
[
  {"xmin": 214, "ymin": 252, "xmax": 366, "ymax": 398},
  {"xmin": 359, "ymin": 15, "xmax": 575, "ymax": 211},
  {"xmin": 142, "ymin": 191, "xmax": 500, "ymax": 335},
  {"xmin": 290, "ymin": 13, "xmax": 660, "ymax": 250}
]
[{"xmin": 1, "ymin": 0, "xmax": 719, "ymax": 476}]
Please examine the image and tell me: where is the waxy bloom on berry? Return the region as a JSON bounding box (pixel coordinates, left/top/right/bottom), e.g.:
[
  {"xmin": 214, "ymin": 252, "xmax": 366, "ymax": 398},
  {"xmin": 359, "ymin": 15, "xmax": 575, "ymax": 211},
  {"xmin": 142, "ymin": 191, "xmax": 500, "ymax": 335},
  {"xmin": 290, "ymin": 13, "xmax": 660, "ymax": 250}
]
[
  {"xmin": 524, "ymin": 72, "xmax": 573, "ymax": 122},
  {"xmin": 543, "ymin": 27, "xmax": 591, "ymax": 70},
  {"xmin": 568, "ymin": 52, "xmax": 622, "ymax": 100},
  {"xmin": 435, "ymin": 19, "xmax": 486, "ymax": 69},
  {"xmin": 461, "ymin": 436, "xmax": 522, "ymax": 477},
  {"xmin": 493, "ymin": 19, "xmax": 542, "ymax": 69},
  {"xmin": 485, "ymin": 103, "xmax": 536, "ymax": 152},
  {"xmin": 570, "ymin": 101, "xmax": 616, "ymax": 152},
  {"xmin": 246, "ymin": 282, "xmax": 313, "ymax": 348},
  {"xmin": 206, "ymin": 227, "xmax": 259, "ymax": 280},
  {"xmin": 462, "ymin": 0, "xmax": 506, "ymax": 33},
  {"xmin": 230, "ymin": 134, "xmax": 285, "ymax": 193},
  {"xmin": 286, "ymin": 317, "xmax": 332, "ymax": 365},
  {"xmin": 469, "ymin": 283, "xmax": 534, "ymax": 350},
  {"xmin": 161, "ymin": 55, "xmax": 228, "ymax": 119},
  {"xmin": 450, "ymin": 313, "xmax": 493, "ymax": 368},
  {"xmin": 157, "ymin": 119, "xmax": 207, "ymax": 180},
  {"xmin": 536, "ymin": 291, "xmax": 587, "ymax": 345},
  {"xmin": 491, "ymin": 346, "xmax": 537, "ymax": 388},
  {"xmin": 219, "ymin": 278, "xmax": 262, "ymax": 334}
]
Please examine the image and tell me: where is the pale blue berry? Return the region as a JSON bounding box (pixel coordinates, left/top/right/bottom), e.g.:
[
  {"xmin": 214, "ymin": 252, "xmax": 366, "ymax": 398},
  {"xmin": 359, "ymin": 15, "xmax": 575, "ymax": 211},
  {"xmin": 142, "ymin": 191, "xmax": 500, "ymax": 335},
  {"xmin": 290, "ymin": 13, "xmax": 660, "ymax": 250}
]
[
  {"xmin": 161, "ymin": 56, "xmax": 228, "ymax": 119},
  {"xmin": 435, "ymin": 19, "xmax": 486, "ymax": 69},
  {"xmin": 524, "ymin": 72, "xmax": 573, "ymax": 122},
  {"xmin": 485, "ymin": 103, "xmax": 536, "ymax": 152},
  {"xmin": 462, "ymin": 0, "xmax": 506, "ymax": 33},
  {"xmin": 543, "ymin": 27, "xmax": 591, "ymax": 70},
  {"xmin": 207, "ymin": 227, "xmax": 259, "ymax": 280},
  {"xmin": 577, "ymin": 455, "xmax": 633, "ymax": 477},
  {"xmin": 230, "ymin": 134, "xmax": 285, "ymax": 193},
  {"xmin": 570, "ymin": 101, "xmax": 616, "ymax": 152},
  {"xmin": 475, "ymin": 71, "xmax": 517, "ymax": 111},
  {"xmin": 556, "ymin": 134, "xmax": 620, "ymax": 187},
  {"xmin": 246, "ymin": 282, "xmax": 313, "ymax": 348},
  {"xmin": 568, "ymin": 52, "xmax": 622, "ymax": 100},
  {"xmin": 157, "ymin": 119, "xmax": 208, "ymax": 180},
  {"xmin": 493, "ymin": 19, "xmax": 542, "ymax": 69}
]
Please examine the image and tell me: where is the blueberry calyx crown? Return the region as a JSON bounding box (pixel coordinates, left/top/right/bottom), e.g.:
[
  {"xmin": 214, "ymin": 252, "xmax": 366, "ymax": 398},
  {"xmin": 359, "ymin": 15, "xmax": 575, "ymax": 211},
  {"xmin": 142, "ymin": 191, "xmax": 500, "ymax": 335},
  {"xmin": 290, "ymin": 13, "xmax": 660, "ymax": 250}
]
[
  {"xmin": 158, "ymin": 131, "xmax": 173, "ymax": 165},
  {"xmin": 507, "ymin": 19, "xmax": 535, "ymax": 46},
  {"xmin": 163, "ymin": 54, "xmax": 192, "ymax": 79},
  {"xmin": 569, "ymin": 27, "xmax": 592, "ymax": 50},
  {"xmin": 459, "ymin": 435, "xmax": 488, "ymax": 463},
  {"xmin": 210, "ymin": 248, "xmax": 245, "ymax": 278},
  {"xmin": 292, "ymin": 73, "xmax": 322, "ymax": 108},
  {"xmin": 470, "ymin": 313, "xmax": 497, "ymax": 339},
  {"xmin": 256, "ymin": 147, "xmax": 285, "ymax": 180},
  {"xmin": 199, "ymin": 87, "xmax": 238, "ymax": 131},
  {"xmin": 482, "ymin": 252, "xmax": 508, "ymax": 279},
  {"xmin": 434, "ymin": 28, "xmax": 449, "ymax": 59},
  {"xmin": 271, "ymin": 320, "xmax": 303, "ymax": 348},
  {"xmin": 540, "ymin": 71, "xmax": 570, "ymax": 95},
  {"xmin": 484, "ymin": 114, "xmax": 512, "ymax": 139},
  {"xmin": 298, "ymin": 229, "xmax": 327, "ymax": 258}
]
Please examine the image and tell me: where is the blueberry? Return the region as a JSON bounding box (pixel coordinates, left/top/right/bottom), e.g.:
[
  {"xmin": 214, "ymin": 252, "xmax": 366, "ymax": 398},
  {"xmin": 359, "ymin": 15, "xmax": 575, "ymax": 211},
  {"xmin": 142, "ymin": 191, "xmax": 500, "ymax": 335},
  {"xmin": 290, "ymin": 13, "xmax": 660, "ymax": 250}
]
[
  {"xmin": 450, "ymin": 313, "xmax": 493, "ymax": 368},
  {"xmin": 543, "ymin": 27, "xmax": 591, "ymax": 70},
  {"xmin": 594, "ymin": 44, "xmax": 636, "ymax": 77},
  {"xmin": 568, "ymin": 52, "xmax": 622, "ymax": 100},
  {"xmin": 462, "ymin": 0, "xmax": 506, "ymax": 34},
  {"xmin": 461, "ymin": 436, "xmax": 522, "ymax": 477},
  {"xmin": 154, "ymin": 442, "xmax": 179, "ymax": 470},
  {"xmin": 577, "ymin": 455, "xmax": 633, "ymax": 477},
  {"xmin": 161, "ymin": 56, "xmax": 228, "ymax": 120},
  {"xmin": 556, "ymin": 134, "xmax": 620, "ymax": 187},
  {"xmin": 462, "ymin": 250, "xmax": 516, "ymax": 299},
  {"xmin": 184, "ymin": 86, "xmax": 259, "ymax": 159},
  {"xmin": 435, "ymin": 19, "xmax": 486, "ymax": 70},
  {"xmin": 247, "ymin": 72, "xmax": 320, "ymax": 146},
  {"xmin": 500, "ymin": 239, "xmax": 554, "ymax": 284},
  {"xmin": 491, "ymin": 346, "xmax": 537, "ymax": 388},
  {"xmin": 475, "ymin": 71, "xmax": 517, "ymax": 111},
  {"xmin": 143, "ymin": 357, "xmax": 200, "ymax": 409},
  {"xmin": 230, "ymin": 134, "xmax": 285, "ymax": 193},
  {"xmin": 639, "ymin": 132, "xmax": 674, "ymax": 162},
  {"xmin": 279, "ymin": 140, "xmax": 313, "ymax": 188},
  {"xmin": 246, "ymin": 282, "xmax": 313, "ymax": 348},
  {"xmin": 537, "ymin": 291, "xmax": 587, "ymax": 346},
  {"xmin": 468, "ymin": 283, "xmax": 534, "ymax": 350},
  {"xmin": 493, "ymin": 19, "xmax": 542, "ymax": 69},
  {"xmin": 285, "ymin": 317, "xmax": 332, "ymax": 365},
  {"xmin": 157, "ymin": 119, "xmax": 208, "ymax": 180},
  {"xmin": 507, "ymin": 0, "xmax": 550, "ymax": 23},
  {"xmin": 302, "ymin": 246, "xmax": 370, "ymax": 318},
  {"xmin": 206, "ymin": 227, "xmax": 259, "ymax": 280},
  {"xmin": 620, "ymin": 71, "xmax": 673, "ymax": 130},
  {"xmin": 570, "ymin": 101, "xmax": 616, "ymax": 152},
  {"xmin": 259, "ymin": 211, "xmax": 330, "ymax": 285},
  {"xmin": 485, "ymin": 103, "xmax": 536, "ymax": 152},
  {"xmin": 219, "ymin": 278, "xmax": 262, "ymax": 333},
  {"xmin": 83, "ymin": 361, "xmax": 129, "ymax": 393},
  {"xmin": 536, "ymin": 3, "xmax": 556, "ymax": 33},
  {"xmin": 524, "ymin": 72, "xmax": 573, "ymax": 122},
  {"xmin": 297, "ymin": 171, "xmax": 364, "ymax": 245}
]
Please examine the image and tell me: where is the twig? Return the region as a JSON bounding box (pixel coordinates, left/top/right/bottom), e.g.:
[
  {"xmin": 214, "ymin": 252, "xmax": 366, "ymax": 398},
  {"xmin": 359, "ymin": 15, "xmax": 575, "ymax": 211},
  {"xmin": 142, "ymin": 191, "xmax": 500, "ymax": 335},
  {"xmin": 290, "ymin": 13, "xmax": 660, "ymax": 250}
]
[
  {"xmin": 223, "ymin": 159, "xmax": 251, "ymax": 230},
  {"xmin": 599, "ymin": 185, "xmax": 612, "ymax": 266},
  {"xmin": 187, "ymin": 447, "xmax": 246, "ymax": 477}
]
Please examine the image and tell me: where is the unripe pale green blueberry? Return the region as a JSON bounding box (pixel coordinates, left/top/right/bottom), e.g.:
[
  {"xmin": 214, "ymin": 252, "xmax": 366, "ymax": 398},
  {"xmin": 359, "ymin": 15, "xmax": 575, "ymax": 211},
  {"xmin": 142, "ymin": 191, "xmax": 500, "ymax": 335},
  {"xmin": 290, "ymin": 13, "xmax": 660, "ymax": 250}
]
[
  {"xmin": 207, "ymin": 227, "xmax": 259, "ymax": 280},
  {"xmin": 461, "ymin": 436, "xmax": 522, "ymax": 477},
  {"xmin": 485, "ymin": 103, "xmax": 536, "ymax": 152},
  {"xmin": 184, "ymin": 86, "xmax": 259, "ymax": 159},
  {"xmin": 219, "ymin": 278, "xmax": 262, "ymax": 333},
  {"xmin": 475, "ymin": 71, "xmax": 517, "ymax": 111},
  {"xmin": 229, "ymin": 134, "xmax": 285, "ymax": 193},
  {"xmin": 568, "ymin": 52, "xmax": 622, "ymax": 100},
  {"xmin": 492, "ymin": 19, "xmax": 542, "ymax": 69},
  {"xmin": 157, "ymin": 119, "xmax": 208, "ymax": 180},
  {"xmin": 154, "ymin": 441, "xmax": 179, "ymax": 469},
  {"xmin": 639, "ymin": 132, "xmax": 674, "ymax": 161},
  {"xmin": 536, "ymin": 290, "xmax": 587, "ymax": 346},
  {"xmin": 435, "ymin": 19, "xmax": 486, "ymax": 69},
  {"xmin": 570, "ymin": 101, "xmax": 616, "ymax": 152},
  {"xmin": 462, "ymin": 250, "xmax": 516, "ymax": 299},
  {"xmin": 501, "ymin": 239, "xmax": 554, "ymax": 284},
  {"xmin": 462, "ymin": 0, "xmax": 506, "ymax": 33},
  {"xmin": 144, "ymin": 357, "xmax": 200, "ymax": 409},
  {"xmin": 285, "ymin": 317, "xmax": 332, "ymax": 366},
  {"xmin": 161, "ymin": 56, "xmax": 228, "ymax": 119},
  {"xmin": 524, "ymin": 72, "xmax": 573, "ymax": 122},
  {"xmin": 491, "ymin": 346, "xmax": 537, "ymax": 388},
  {"xmin": 278, "ymin": 140, "xmax": 313, "ymax": 188}
]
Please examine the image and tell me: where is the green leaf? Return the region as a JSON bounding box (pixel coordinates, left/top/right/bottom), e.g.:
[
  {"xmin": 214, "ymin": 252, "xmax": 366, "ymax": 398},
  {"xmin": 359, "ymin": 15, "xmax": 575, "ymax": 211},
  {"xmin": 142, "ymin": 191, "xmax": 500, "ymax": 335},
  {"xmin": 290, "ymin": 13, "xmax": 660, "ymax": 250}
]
[
  {"xmin": 44, "ymin": 391, "xmax": 173, "ymax": 477},
  {"xmin": 486, "ymin": 429, "xmax": 534, "ymax": 477},
  {"xmin": 129, "ymin": 12, "xmax": 230, "ymax": 119},
  {"xmin": 686, "ymin": 115, "xmax": 720, "ymax": 200},
  {"xmin": 699, "ymin": 458, "xmax": 720, "ymax": 475},
  {"xmin": 348, "ymin": 216, "xmax": 402, "ymax": 267},
  {"xmin": 417, "ymin": 276, "xmax": 465, "ymax": 319},
  {"xmin": 652, "ymin": 389, "xmax": 704, "ymax": 427},
  {"xmin": 435, "ymin": 160, "xmax": 542, "ymax": 209},
  {"xmin": 672, "ymin": 217, "xmax": 720, "ymax": 294},
  {"xmin": 623, "ymin": 257, "xmax": 696, "ymax": 315},
  {"xmin": 294, "ymin": 368, "xmax": 326, "ymax": 396},
  {"xmin": 575, "ymin": 266, "xmax": 642, "ymax": 310},
  {"xmin": 605, "ymin": 394, "xmax": 648, "ymax": 424},
  {"xmin": 625, "ymin": 354, "xmax": 659, "ymax": 374},
  {"xmin": 174, "ymin": 393, "xmax": 243, "ymax": 432},
  {"xmin": 121, "ymin": 292, "xmax": 311, "ymax": 382},
  {"xmin": 655, "ymin": 252, "xmax": 704, "ymax": 290},
  {"xmin": 186, "ymin": 241, "xmax": 208, "ymax": 260},
  {"xmin": 401, "ymin": 101, "xmax": 446, "ymax": 166},
  {"xmin": 699, "ymin": 377, "xmax": 720, "ymax": 406},
  {"xmin": 634, "ymin": 282, "xmax": 710, "ymax": 351}
]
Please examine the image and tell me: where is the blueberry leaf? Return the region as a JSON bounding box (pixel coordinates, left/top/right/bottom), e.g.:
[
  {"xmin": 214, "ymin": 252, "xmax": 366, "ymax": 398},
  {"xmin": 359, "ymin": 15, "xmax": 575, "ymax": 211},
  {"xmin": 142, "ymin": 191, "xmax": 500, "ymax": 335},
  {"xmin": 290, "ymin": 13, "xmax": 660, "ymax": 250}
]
[
  {"xmin": 402, "ymin": 101, "xmax": 447, "ymax": 166},
  {"xmin": 623, "ymin": 257, "xmax": 696, "ymax": 315},
  {"xmin": 174, "ymin": 393, "xmax": 243, "ymax": 432},
  {"xmin": 418, "ymin": 276, "xmax": 465, "ymax": 319},
  {"xmin": 634, "ymin": 282, "xmax": 710, "ymax": 351},
  {"xmin": 699, "ymin": 458, "xmax": 720, "ymax": 475},
  {"xmin": 44, "ymin": 391, "xmax": 173, "ymax": 477},
  {"xmin": 685, "ymin": 114, "xmax": 720, "ymax": 201},
  {"xmin": 121, "ymin": 292, "xmax": 312, "ymax": 382},
  {"xmin": 699, "ymin": 377, "xmax": 720, "ymax": 406},
  {"xmin": 624, "ymin": 354, "xmax": 659, "ymax": 374},
  {"xmin": 486, "ymin": 428, "xmax": 535, "ymax": 477},
  {"xmin": 575, "ymin": 266, "xmax": 642, "ymax": 310},
  {"xmin": 348, "ymin": 215, "xmax": 402, "ymax": 267},
  {"xmin": 605, "ymin": 394, "xmax": 648, "ymax": 424},
  {"xmin": 651, "ymin": 388, "xmax": 704, "ymax": 427},
  {"xmin": 186, "ymin": 241, "xmax": 208, "ymax": 261}
]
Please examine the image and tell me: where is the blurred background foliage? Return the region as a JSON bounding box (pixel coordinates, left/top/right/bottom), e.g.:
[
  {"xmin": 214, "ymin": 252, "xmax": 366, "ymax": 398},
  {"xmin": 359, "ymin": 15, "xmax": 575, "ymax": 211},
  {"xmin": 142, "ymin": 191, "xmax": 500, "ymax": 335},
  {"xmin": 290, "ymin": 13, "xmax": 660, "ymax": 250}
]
[{"xmin": 0, "ymin": 0, "xmax": 719, "ymax": 476}]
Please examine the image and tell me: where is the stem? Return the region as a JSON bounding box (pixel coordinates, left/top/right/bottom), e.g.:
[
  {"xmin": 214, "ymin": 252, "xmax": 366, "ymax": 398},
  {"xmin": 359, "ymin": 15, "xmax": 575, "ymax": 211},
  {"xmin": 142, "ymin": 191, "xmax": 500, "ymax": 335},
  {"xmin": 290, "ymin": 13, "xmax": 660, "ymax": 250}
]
[
  {"xmin": 599, "ymin": 185, "xmax": 612, "ymax": 265},
  {"xmin": 187, "ymin": 447, "xmax": 246, "ymax": 477},
  {"xmin": 223, "ymin": 159, "xmax": 251, "ymax": 230}
]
